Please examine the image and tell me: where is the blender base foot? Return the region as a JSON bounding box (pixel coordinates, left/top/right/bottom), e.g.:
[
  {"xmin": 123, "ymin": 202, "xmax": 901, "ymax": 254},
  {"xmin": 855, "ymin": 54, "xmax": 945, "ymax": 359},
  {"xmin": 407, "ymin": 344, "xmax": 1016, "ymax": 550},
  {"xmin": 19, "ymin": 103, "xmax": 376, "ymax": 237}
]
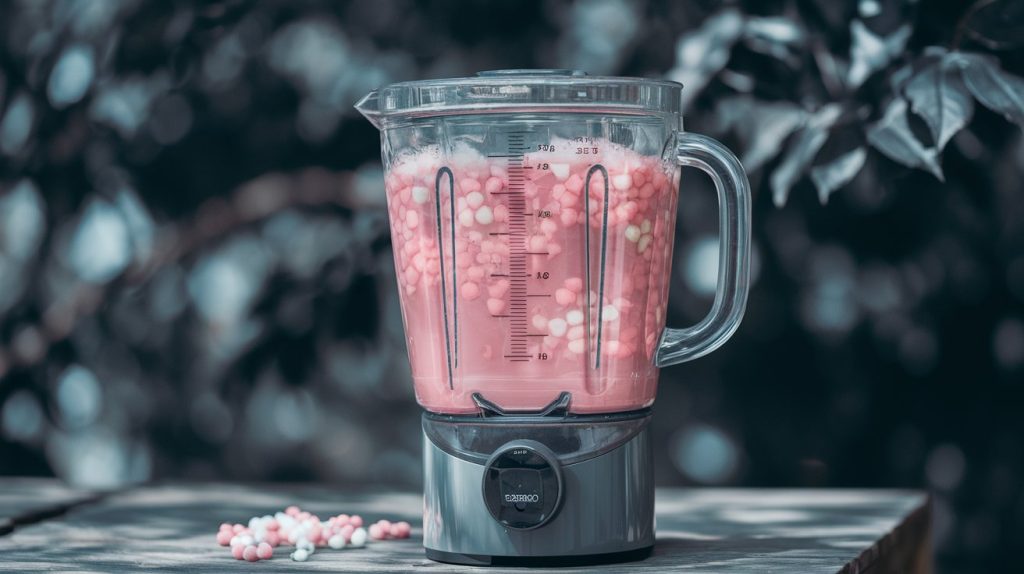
[{"xmin": 425, "ymin": 545, "xmax": 654, "ymax": 567}]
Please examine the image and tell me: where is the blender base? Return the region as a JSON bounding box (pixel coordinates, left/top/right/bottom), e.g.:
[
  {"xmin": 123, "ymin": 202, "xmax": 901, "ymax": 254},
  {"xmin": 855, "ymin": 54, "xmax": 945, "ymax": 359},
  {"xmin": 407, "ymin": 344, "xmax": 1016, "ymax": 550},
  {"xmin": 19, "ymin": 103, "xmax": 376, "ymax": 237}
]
[{"xmin": 421, "ymin": 409, "xmax": 655, "ymax": 565}]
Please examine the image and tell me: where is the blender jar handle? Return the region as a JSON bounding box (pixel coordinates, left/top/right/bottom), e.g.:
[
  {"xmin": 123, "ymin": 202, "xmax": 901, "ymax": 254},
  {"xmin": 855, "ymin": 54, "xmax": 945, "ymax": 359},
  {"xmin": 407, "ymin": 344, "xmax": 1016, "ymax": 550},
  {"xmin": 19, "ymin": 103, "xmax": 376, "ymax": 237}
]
[{"xmin": 655, "ymin": 132, "xmax": 752, "ymax": 367}]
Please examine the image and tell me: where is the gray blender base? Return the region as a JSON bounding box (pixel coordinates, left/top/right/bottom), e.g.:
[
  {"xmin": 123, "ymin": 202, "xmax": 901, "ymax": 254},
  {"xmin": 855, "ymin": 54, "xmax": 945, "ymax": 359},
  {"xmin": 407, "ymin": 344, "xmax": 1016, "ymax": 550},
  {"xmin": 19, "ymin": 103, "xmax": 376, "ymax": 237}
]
[{"xmin": 422, "ymin": 410, "xmax": 655, "ymax": 566}]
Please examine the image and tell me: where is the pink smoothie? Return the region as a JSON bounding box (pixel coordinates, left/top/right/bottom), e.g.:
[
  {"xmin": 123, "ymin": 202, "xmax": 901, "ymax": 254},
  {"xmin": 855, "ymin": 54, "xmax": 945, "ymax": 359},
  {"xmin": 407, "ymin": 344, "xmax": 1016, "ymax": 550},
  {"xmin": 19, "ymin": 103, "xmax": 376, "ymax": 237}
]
[{"xmin": 384, "ymin": 138, "xmax": 680, "ymax": 414}]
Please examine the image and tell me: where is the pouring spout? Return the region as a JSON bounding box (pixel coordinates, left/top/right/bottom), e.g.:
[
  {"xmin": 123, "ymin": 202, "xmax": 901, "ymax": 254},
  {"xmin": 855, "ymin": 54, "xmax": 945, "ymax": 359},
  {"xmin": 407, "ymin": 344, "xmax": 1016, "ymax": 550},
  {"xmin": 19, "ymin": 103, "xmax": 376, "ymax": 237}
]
[{"xmin": 354, "ymin": 90, "xmax": 382, "ymax": 130}]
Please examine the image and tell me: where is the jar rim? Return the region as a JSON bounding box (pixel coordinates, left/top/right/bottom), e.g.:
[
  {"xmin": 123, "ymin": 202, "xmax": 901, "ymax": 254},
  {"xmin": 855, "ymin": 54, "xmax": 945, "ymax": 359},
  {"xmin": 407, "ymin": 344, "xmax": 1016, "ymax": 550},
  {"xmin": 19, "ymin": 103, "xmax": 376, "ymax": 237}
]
[{"xmin": 356, "ymin": 70, "xmax": 683, "ymax": 126}]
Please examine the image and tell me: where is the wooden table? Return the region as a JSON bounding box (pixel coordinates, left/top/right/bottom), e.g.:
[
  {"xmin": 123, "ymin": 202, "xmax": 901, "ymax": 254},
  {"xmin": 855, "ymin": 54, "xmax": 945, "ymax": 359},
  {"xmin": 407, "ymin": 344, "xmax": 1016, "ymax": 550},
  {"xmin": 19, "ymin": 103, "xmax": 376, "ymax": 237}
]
[{"xmin": 0, "ymin": 480, "xmax": 930, "ymax": 573}]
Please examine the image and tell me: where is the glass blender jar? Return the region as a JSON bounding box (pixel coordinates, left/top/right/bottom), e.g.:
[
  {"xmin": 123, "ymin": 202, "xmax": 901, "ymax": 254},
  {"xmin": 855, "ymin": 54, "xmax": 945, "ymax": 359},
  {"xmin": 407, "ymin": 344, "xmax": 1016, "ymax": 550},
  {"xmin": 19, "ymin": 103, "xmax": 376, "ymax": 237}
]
[{"xmin": 357, "ymin": 70, "xmax": 750, "ymax": 565}]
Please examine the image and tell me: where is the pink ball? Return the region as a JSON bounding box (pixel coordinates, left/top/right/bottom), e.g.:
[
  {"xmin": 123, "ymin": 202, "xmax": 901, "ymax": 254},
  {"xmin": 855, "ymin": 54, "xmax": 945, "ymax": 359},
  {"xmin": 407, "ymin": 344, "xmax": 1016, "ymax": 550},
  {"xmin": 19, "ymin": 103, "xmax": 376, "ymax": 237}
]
[
  {"xmin": 389, "ymin": 523, "xmax": 403, "ymax": 539},
  {"xmin": 285, "ymin": 505, "xmax": 300, "ymax": 516},
  {"xmin": 256, "ymin": 542, "xmax": 274, "ymax": 560},
  {"xmin": 231, "ymin": 544, "xmax": 245, "ymax": 560},
  {"xmin": 486, "ymin": 298, "xmax": 505, "ymax": 315},
  {"xmin": 297, "ymin": 511, "xmax": 311, "ymax": 522},
  {"xmin": 484, "ymin": 177, "xmax": 503, "ymax": 194},
  {"xmin": 554, "ymin": 288, "xmax": 575, "ymax": 306},
  {"xmin": 232, "ymin": 524, "xmax": 245, "ymax": 534},
  {"xmin": 219, "ymin": 522, "xmax": 233, "ymax": 532},
  {"xmin": 265, "ymin": 519, "xmax": 280, "ymax": 531},
  {"xmin": 396, "ymin": 521, "xmax": 412, "ymax": 538},
  {"xmin": 216, "ymin": 530, "xmax": 232, "ymax": 546},
  {"xmin": 368, "ymin": 524, "xmax": 385, "ymax": 540},
  {"xmin": 243, "ymin": 545, "xmax": 259, "ymax": 562},
  {"xmin": 264, "ymin": 531, "xmax": 281, "ymax": 547},
  {"xmin": 340, "ymin": 524, "xmax": 355, "ymax": 541},
  {"xmin": 460, "ymin": 281, "xmax": 480, "ymax": 300},
  {"xmin": 350, "ymin": 515, "xmax": 363, "ymax": 528}
]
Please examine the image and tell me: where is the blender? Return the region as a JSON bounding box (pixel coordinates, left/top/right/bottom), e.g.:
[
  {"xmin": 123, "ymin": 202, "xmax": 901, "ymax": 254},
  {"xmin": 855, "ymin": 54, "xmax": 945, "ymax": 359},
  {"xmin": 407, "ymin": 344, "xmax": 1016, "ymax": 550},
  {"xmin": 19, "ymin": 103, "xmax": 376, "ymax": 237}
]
[{"xmin": 356, "ymin": 70, "xmax": 751, "ymax": 565}]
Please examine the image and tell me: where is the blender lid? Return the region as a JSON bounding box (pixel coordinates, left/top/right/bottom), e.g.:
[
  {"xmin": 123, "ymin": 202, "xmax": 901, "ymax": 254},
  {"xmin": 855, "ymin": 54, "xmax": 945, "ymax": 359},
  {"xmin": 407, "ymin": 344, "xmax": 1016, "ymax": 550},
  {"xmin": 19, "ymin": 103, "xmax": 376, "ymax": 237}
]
[{"xmin": 355, "ymin": 69, "xmax": 682, "ymax": 127}]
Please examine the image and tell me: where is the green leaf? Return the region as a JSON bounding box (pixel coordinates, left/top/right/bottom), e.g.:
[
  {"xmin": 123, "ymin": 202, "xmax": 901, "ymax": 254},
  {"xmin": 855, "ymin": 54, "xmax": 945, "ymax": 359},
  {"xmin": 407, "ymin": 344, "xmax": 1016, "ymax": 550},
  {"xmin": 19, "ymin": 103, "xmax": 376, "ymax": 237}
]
[
  {"xmin": 811, "ymin": 147, "xmax": 867, "ymax": 205},
  {"xmin": 739, "ymin": 101, "xmax": 808, "ymax": 172},
  {"xmin": 953, "ymin": 53, "xmax": 1024, "ymax": 129},
  {"xmin": 770, "ymin": 104, "xmax": 842, "ymax": 207},
  {"xmin": 904, "ymin": 55, "xmax": 975, "ymax": 151},
  {"xmin": 866, "ymin": 99, "xmax": 943, "ymax": 181},
  {"xmin": 848, "ymin": 20, "xmax": 913, "ymax": 88},
  {"xmin": 668, "ymin": 9, "xmax": 745, "ymax": 111}
]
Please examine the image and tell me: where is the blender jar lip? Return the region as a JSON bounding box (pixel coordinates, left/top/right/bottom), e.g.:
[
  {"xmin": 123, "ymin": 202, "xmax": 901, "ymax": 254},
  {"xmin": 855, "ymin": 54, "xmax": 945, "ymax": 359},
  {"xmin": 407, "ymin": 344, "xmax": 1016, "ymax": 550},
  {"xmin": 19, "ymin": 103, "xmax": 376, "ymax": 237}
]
[
  {"xmin": 361, "ymin": 71, "xmax": 683, "ymax": 125},
  {"xmin": 383, "ymin": 73, "xmax": 683, "ymax": 91}
]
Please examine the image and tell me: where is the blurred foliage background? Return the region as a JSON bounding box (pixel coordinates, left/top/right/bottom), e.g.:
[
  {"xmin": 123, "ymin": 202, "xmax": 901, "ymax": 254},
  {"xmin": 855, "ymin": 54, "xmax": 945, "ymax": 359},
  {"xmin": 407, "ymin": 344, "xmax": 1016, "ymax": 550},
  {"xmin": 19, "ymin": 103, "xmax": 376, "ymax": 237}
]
[{"xmin": 1, "ymin": 0, "xmax": 1022, "ymax": 571}]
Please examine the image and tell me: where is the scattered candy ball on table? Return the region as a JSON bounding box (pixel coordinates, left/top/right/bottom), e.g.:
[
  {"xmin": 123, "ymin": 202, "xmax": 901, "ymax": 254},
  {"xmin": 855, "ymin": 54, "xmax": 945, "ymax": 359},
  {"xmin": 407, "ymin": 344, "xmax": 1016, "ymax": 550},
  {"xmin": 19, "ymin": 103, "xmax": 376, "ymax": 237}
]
[
  {"xmin": 257, "ymin": 542, "xmax": 273, "ymax": 560},
  {"xmin": 350, "ymin": 527, "xmax": 368, "ymax": 547},
  {"xmin": 214, "ymin": 505, "xmax": 410, "ymax": 562},
  {"xmin": 370, "ymin": 519, "xmax": 412, "ymax": 540}
]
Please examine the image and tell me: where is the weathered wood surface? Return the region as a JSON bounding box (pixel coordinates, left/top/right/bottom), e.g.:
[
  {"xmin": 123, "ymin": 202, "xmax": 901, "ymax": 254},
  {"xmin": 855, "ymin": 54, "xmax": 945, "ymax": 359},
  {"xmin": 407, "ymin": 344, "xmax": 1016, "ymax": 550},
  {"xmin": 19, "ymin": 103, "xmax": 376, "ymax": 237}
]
[
  {"xmin": 0, "ymin": 481, "xmax": 929, "ymax": 573},
  {"xmin": 0, "ymin": 477, "xmax": 99, "ymax": 536}
]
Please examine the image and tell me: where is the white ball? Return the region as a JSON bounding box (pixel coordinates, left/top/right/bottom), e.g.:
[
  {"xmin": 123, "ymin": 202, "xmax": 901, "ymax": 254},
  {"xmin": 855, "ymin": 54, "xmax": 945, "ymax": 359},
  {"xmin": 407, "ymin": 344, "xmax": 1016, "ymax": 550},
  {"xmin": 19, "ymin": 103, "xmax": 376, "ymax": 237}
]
[
  {"xmin": 466, "ymin": 191, "xmax": 484, "ymax": 209},
  {"xmin": 474, "ymin": 206, "xmax": 494, "ymax": 225},
  {"xmin": 547, "ymin": 318, "xmax": 567, "ymax": 337},
  {"xmin": 296, "ymin": 538, "xmax": 315, "ymax": 553},
  {"xmin": 349, "ymin": 527, "xmax": 368, "ymax": 548},
  {"xmin": 328, "ymin": 534, "xmax": 346, "ymax": 550},
  {"xmin": 612, "ymin": 173, "xmax": 633, "ymax": 191},
  {"xmin": 550, "ymin": 163, "xmax": 570, "ymax": 181},
  {"xmin": 291, "ymin": 549, "xmax": 309, "ymax": 562}
]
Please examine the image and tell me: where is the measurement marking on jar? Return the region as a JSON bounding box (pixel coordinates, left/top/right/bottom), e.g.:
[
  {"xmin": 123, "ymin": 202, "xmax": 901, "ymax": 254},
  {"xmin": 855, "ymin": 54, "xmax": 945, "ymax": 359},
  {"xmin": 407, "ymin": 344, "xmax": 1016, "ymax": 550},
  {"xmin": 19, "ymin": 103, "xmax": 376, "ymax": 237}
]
[
  {"xmin": 493, "ymin": 131, "xmax": 549, "ymax": 365},
  {"xmin": 503, "ymin": 131, "xmax": 531, "ymax": 362}
]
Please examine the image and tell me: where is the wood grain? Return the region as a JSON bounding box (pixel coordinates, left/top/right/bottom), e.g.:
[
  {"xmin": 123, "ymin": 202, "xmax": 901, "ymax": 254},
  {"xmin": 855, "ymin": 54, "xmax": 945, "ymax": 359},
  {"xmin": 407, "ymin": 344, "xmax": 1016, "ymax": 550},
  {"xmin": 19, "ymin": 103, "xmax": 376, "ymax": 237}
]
[
  {"xmin": 0, "ymin": 482, "xmax": 929, "ymax": 573},
  {"xmin": 0, "ymin": 478, "xmax": 99, "ymax": 536}
]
